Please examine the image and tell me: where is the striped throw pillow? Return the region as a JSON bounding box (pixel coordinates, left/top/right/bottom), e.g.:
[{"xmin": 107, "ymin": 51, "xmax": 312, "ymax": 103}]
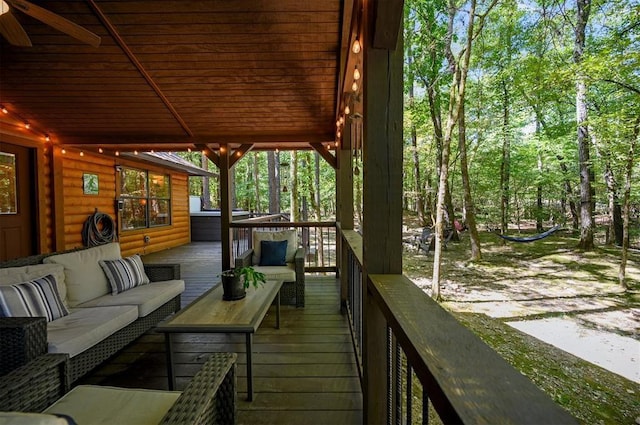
[
  {"xmin": 99, "ymin": 255, "xmax": 150, "ymax": 295},
  {"xmin": 0, "ymin": 274, "xmax": 69, "ymax": 322}
]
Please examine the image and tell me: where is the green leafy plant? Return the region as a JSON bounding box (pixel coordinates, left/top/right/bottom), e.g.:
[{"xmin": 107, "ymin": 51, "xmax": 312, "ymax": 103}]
[{"xmin": 220, "ymin": 266, "xmax": 266, "ymax": 289}]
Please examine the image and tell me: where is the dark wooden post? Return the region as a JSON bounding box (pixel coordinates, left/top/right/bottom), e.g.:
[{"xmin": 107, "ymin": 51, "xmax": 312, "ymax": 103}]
[
  {"xmin": 219, "ymin": 144, "xmax": 233, "ymax": 271},
  {"xmin": 337, "ymin": 119, "xmax": 354, "ymax": 311},
  {"xmin": 362, "ymin": 0, "xmax": 404, "ymax": 423}
]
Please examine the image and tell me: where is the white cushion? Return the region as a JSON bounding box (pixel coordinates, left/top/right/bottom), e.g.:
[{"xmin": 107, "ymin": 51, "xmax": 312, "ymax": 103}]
[
  {"xmin": 47, "ymin": 306, "xmax": 138, "ymax": 358},
  {"xmin": 78, "ymin": 280, "xmax": 185, "ymax": 317},
  {"xmin": 44, "ymin": 385, "xmax": 181, "ymax": 425},
  {"xmin": 0, "ymin": 412, "xmax": 73, "ymax": 425},
  {"xmin": 0, "ymin": 264, "xmax": 68, "ymax": 307},
  {"xmin": 252, "ymin": 230, "xmax": 297, "ymax": 265},
  {"xmin": 44, "ymin": 243, "xmax": 122, "ymax": 307},
  {"xmin": 252, "ymin": 264, "xmax": 296, "ymax": 282}
]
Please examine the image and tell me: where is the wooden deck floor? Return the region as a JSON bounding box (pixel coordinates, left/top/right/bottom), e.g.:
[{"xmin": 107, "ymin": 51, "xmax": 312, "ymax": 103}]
[{"xmin": 79, "ymin": 243, "xmax": 362, "ymax": 424}]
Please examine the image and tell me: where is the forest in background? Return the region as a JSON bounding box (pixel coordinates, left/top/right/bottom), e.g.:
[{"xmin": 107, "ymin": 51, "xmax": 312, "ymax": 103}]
[{"xmin": 180, "ymin": 0, "xmax": 638, "ymax": 289}]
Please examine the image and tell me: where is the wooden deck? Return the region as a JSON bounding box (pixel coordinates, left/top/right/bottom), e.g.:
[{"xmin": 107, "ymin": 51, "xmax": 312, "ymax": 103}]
[{"xmin": 79, "ymin": 242, "xmax": 362, "ymax": 424}]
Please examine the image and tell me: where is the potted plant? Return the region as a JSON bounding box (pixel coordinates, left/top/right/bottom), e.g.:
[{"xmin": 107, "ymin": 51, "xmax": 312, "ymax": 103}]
[{"xmin": 220, "ymin": 266, "xmax": 266, "ymax": 301}]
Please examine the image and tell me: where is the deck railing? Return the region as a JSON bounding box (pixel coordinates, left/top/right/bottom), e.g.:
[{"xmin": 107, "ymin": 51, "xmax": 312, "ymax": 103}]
[
  {"xmin": 231, "ymin": 217, "xmax": 337, "ymax": 273},
  {"xmin": 339, "ymin": 229, "xmax": 577, "ymax": 424}
]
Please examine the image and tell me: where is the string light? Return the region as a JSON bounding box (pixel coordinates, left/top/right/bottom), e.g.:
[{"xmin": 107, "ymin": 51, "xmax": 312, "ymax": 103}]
[
  {"xmin": 352, "ymin": 81, "xmax": 358, "ymax": 92},
  {"xmin": 345, "ymin": 105, "xmax": 350, "ymax": 115},
  {"xmin": 24, "ymin": 122, "xmax": 30, "ymax": 129},
  {"xmin": 134, "ymin": 150, "xmax": 138, "ymax": 155},
  {"xmin": 187, "ymin": 147, "xmax": 192, "ymax": 152},
  {"xmin": 353, "ymin": 66, "xmax": 361, "ymax": 81},
  {"xmin": 1, "ymin": 106, "xmax": 7, "ymax": 114},
  {"xmin": 79, "ymin": 151, "xmax": 84, "ymax": 157},
  {"xmin": 352, "ymin": 38, "xmax": 361, "ymax": 54},
  {"xmin": 115, "ymin": 151, "xmax": 120, "ymax": 156},
  {"xmin": 98, "ymin": 148, "xmax": 103, "ymax": 153},
  {"xmin": 61, "ymin": 148, "xmax": 66, "ymax": 154},
  {"xmin": 44, "ymin": 134, "xmax": 50, "ymax": 142}
]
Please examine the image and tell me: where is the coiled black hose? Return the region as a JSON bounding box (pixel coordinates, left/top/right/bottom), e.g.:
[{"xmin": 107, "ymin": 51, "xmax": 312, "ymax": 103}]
[{"xmin": 82, "ymin": 210, "xmax": 117, "ymax": 247}]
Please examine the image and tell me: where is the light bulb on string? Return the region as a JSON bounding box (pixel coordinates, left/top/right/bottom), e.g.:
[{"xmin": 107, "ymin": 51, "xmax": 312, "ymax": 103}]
[
  {"xmin": 352, "ymin": 81, "xmax": 358, "ymax": 92},
  {"xmin": 98, "ymin": 148, "xmax": 103, "ymax": 153},
  {"xmin": 353, "ymin": 66, "xmax": 361, "ymax": 81},
  {"xmin": 1, "ymin": 106, "xmax": 8, "ymax": 114},
  {"xmin": 352, "ymin": 38, "xmax": 361, "ymax": 54},
  {"xmin": 345, "ymin": 105, "xmax": 350, "ymax": 115},
  {"xmin": 44, "ymin": 134, "xmax": 50, "ymax": 142},
  {"xmin": 80, "ymin": 151, "xmax": 84, "ymax": 157}
]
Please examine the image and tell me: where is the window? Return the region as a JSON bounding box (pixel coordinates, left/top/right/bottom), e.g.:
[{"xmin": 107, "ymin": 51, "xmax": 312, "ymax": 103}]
[
  {"xmin": 0, "ymin": 152, "xmax": 17, "ymax": 214},
  {"xmin": 120, "ymin": 167, "xmax": 171, "ymax": 230}
]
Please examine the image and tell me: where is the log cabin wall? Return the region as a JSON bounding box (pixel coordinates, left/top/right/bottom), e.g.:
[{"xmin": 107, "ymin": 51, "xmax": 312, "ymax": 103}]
[
  {"xmin": 58, "ymin": 150, "xmax": 191, "ymax": 258},
  {"xmin": 1, "ymin": 124, "xmax": 191, "ymax": 258}
]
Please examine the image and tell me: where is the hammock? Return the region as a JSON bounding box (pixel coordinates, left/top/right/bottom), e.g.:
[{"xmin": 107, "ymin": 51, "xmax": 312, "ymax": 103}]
[{"xmin": 495, "ymin": 225, "xmax": 561, "ymax": 243}]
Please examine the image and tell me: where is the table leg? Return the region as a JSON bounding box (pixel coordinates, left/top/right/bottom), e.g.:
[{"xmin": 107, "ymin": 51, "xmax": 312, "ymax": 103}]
[
  {"xmin": 164, "ymin": 333, "xmax": 176, "ymax": 390},
  {"xmin": 246, "ymin": 333, "xmax": 253, "ymax": 401},
  {"xmin": 276, "ymin": 290, "xmax": 280, "ymax": 329}
]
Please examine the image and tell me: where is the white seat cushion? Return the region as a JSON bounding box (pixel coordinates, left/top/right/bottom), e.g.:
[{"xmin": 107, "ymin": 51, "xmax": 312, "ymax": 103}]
[
  {"xmin": 0, "ymin": 263, "xmax": 68, "ymax": 307},
  {"xmin": 47, "ymin": 306, "xmax": 138, "ymax": 358},
  {"xmin": 44, "ymin": 385, "xmax": 181, "ymax": 425},
  {"xmin": 43, "ymin": 243, "xmax": 122, "ymax": 307},
  {"xmin": 78, "ymin": 280, "xmax": 185, "ymax": 317},
  {"xmin": 252, "ymin": 264, "xmax": 296, "ymax": 282}
]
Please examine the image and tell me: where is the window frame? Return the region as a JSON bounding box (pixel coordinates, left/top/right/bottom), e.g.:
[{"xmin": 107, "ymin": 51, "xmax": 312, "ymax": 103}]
[{"xmin": 119, "ymin": 166, "xmax": 171, "ymax": 231}]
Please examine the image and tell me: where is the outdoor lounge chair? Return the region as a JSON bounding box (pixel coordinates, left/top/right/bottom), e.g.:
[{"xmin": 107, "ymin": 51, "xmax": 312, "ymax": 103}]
[
  {"xmin": 235, "ymin": 229, "xmax": 305, "ymax": 307},
  {"xmin": 0, "ymin": 352, "xmax": 237, "ymax": 424}
]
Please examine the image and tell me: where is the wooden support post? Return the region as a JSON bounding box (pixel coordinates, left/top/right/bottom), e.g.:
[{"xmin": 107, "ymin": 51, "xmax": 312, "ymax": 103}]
[
  {"xmin": 338, "ymin": 119, "xmax": 354, "ymax": 311},
  {"xmin": 52, "ymin": 146, "xmax": 66, "ymax": 251},
  {"xmin": 219, "ymin": 144, "xmax": 233, "ymax": 271},
  {"xmin": 362, "ymin": 0, "xmax": 404, "ymax": 423}
]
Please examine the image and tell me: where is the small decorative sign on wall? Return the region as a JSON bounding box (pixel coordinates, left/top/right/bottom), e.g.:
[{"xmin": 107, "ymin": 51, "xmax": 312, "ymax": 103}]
[{"xmin": 83, "ymin": 173, "xmax": 99, "ymax": 195}]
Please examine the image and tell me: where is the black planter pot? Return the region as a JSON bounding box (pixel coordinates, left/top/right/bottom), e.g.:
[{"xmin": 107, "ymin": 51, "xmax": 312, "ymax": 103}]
[{"xmin": 221, "ymin": 273, "xmax": 246, "ymax": 301}]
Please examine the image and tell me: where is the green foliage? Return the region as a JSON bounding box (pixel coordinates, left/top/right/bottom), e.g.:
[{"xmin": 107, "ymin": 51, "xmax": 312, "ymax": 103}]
[{"xmin": 403, "ymin": 0, "xmax": 639, "ymax": 228}]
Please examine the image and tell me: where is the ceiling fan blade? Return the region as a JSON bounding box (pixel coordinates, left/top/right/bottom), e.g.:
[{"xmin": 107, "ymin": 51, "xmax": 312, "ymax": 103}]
[
  {"xmin": 0, "ymin": 10, "xmax": 32, "ymax": 46},
  {"xmin": 7, "ymin": 0, "xmax": 100, "ymax": 47}
]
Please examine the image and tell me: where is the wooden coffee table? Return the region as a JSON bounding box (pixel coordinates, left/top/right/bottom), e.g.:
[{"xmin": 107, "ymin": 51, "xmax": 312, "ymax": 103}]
[{"xmin": 156, "ymin": 280, "xmax": 283, "ymax": 401}]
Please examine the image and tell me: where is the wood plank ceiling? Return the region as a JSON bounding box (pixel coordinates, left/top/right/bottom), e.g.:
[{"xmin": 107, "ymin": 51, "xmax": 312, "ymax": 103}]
[{"xmin": 0, "ymin": 0, "xmax": 352, "ymax": 154}]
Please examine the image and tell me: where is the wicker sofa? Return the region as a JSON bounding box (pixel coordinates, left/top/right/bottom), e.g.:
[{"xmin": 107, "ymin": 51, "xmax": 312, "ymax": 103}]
[
  {"xmin": 0, "ymin": 243, "xmax": 184, "ymax": 383},
  {"xmin": 0, "ymin": 352, "xmax": 237, "ymax": 424}
]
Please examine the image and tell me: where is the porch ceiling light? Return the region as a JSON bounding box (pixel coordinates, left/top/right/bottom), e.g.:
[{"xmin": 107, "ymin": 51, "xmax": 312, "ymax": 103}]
[{"xmin": 352, "ymin": 38, "xmax": 361, "ymax": 54}]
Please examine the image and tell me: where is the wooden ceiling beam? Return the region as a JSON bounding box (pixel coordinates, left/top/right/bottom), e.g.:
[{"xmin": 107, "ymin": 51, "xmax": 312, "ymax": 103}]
[
  {"xmin": 197, "ymin": 144, "xmax": 220, "ymax": 168},
  {"xmin": 58, "ymin": 132, "xmax": 334, "ymax": 146},
  {"xmin": 86, "ymin": 0, "xmax": 193, "ymax": 137},
  {"xmin": 310, "ymin": 142, "xmax": 337, "ymax": 169},
  {"xmin": 230, "ymin": 144, "xmax": 255, "ymax": 167}
]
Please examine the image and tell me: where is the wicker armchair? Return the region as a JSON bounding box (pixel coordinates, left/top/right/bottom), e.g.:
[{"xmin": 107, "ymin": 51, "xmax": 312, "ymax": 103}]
[
  {"xmin": 0, "ymin": 352, "xmax": 237, "ymax": 425},
  {"xmin": 235, "ymin": 231, "xmax": 305, "ymax": 307}
]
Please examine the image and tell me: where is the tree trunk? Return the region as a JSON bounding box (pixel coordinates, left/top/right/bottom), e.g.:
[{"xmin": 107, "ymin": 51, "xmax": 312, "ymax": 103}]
[
  {"xmin": 604, "ymin": 162, "xmax": 623, "ymax": 245},
  {"xmin": 575, "ymin": 0, "xmax": 594, "ymax": 250},
  {"xmin": 499, "ymin": 78, "xmax": 511, "ymax": 238},
  {"xmin": 557, "ymin": 155, "xmax": 580, "ymax": 229},
  {"xmin": 267, "ymin": 151, "xmax": 279, "ymax": 213},
  {"xmin": 458, "ymin": 100, "xmax": 481, "ymax": 260},
  {"xmin": 536, "ymin": 146, "xmax": 543, "ymax": 232},
  {"xmin": 253, "ymin": 153, "xmax": 261, "ymax": 213},
  {"xmin": 290, "ymin": 151, "xmax": 299, "ymax": 221},
  {"xmin": 619, "ymin": 117, "xmax": 639, "ymax": 288},
  {"xmin": 201, "ymin": 153, "xmax": 211, "ymax": 209},
  {"xmin": 313, "ymin": 152, "xmax": 325, "ymax": 265}
]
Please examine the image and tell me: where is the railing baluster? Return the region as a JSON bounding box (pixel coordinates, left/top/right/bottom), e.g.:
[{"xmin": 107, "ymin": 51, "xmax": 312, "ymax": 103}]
[
  {"xmin": 395, "ymin": 339, "xmax": 402, "ymax": 425},
  {"xmin": 406, "ymin": 363, "xmax": 412, "ymax": 425},
  {"xmin": 387, "ymin": 326, "xmax": 393, "ymax": 425}
]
